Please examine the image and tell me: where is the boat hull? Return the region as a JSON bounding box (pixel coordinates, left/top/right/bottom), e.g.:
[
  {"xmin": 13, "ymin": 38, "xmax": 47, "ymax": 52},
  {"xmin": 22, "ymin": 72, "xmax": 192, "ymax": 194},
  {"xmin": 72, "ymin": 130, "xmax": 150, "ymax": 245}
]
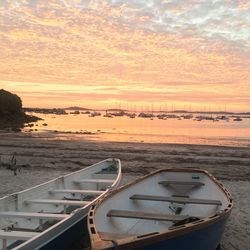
[
  {"xmin": 39, "ymin": 215, "xmax": 88, "ymax": 250},
  {"xmin": 15, "ymin": 207, "xmax": 89, "ymax": 250},
  {"xmin": 127, "ymin": 214, "xmax": 229, "ymax": 250}
]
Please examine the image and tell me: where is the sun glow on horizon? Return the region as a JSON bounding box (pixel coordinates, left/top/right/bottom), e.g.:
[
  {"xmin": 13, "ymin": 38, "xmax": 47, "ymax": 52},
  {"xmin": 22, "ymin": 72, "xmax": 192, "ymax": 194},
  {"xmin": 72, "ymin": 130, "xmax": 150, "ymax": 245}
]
[{"xmin": 1, "ymin": 79, "xmax": 249, "ymax": 112}]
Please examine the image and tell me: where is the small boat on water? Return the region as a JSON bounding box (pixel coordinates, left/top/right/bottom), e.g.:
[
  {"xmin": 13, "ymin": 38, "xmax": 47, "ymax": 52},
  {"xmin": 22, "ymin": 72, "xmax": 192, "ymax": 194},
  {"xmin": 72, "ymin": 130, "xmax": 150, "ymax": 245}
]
[
  {"xmin": 88, "ymin": 168, "xmax": 233, "ymax": 250},
  {"xmin": 233, "ymin": 117, "xmax": 243, "ymax": 121},
  {"xmin": 0, "ymin": 158, "xmax": 121, "ymax": 250}
]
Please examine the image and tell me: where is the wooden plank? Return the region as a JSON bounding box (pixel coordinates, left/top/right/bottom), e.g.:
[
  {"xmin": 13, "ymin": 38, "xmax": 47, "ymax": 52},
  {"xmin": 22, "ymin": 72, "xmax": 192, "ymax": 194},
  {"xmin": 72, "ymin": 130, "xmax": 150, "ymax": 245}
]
[
  {"xmin": 25, "ymin": 199, "xmax": 90, "ymax": 206},
  {"xmin": 107, "ymin": 210, "xmax": 189, "ymax": 221},
  {"xmin": 99, "ymin": 232, "xmax": 135, "ymax": 241},
  {"xmin": 51, "ymin": 189, "xmax": 104, "ymax": 195},
  {"xmin": 0, "ymin": 230, "xmax": 39, "ymax": 240},
  {"xmin": 159, "ymin": 181, "xmax": 204, "ymax": 187},
  {"xmin": 0, "ymin": 212, "xmax": 68, "ymax": 220},
  {"xmin": 74, "ymin": 179, "xmax": 114, "ymax": 184},
  {"xmin": 130, "ymin": 194, "xmax": 222, "ymax": 205}
]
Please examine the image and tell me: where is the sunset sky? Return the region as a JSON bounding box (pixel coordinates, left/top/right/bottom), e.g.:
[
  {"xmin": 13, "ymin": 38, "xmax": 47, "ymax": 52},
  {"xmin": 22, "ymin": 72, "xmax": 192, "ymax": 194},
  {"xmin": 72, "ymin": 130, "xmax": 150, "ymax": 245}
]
[{"xmin": 0, "ymin": 0, "xmax": 249, "ymax": 111}]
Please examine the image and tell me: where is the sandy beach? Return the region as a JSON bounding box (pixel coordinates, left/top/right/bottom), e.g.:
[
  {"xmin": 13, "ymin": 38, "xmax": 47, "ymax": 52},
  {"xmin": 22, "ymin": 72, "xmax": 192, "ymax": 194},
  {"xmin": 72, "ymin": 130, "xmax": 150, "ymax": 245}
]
[{"xmin": 0, "ymin": 132, "xmax": 249, "ymax": 249}]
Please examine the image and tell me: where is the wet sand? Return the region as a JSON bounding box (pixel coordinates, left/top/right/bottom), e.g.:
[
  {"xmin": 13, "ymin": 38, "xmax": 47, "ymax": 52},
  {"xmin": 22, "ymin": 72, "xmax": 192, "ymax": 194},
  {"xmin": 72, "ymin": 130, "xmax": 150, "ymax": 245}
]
[{"xmin": 0, "ymin": 132, "xmax": 249, "ymax": 249}]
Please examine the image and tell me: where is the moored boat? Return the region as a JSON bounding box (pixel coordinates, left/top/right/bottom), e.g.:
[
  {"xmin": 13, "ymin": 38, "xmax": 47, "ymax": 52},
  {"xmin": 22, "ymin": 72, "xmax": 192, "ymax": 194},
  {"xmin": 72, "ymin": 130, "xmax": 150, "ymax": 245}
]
[
  {"xmin": 0, "ymin": 158, "xmax": 121, "ymax": 250},
  {"xmin": 88, "ymin": 168, "xmax": 233, "ymax": 250}
]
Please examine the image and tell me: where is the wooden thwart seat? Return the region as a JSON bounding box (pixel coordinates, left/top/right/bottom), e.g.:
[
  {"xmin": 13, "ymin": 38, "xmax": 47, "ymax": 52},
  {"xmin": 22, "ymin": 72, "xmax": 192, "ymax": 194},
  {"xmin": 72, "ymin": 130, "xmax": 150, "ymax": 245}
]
[
  {"xmin": 99, "ymin": 231, "xmax": 135, "ymax": 241},
  {"xmin": 50, "ymin": 189, "xmax": 104, "ymax": 195},
  {"xmin": 107, "ymin": 210, "xmax": 189, "ymax": 221},
  {"xmin": 24, "ymin": 199, "xmax": 90, "ymax": 206},
  {"xmin": 159, "ymin": 181, "xmax": 204, "ymax": 187},
  {"xmin": 0, "ymin": 230, "xmax": 39, "ymax": 240},
  {"xmin": 74, "ymin": 179, "xmax": 114, "ymax": 184},
  {"xmin": 0, "ymin": 212, "xmax": 68, "ymax": 220},
  {"xmin": 130, "ymin": 194, "xmax": 222, "ymax": 205}
]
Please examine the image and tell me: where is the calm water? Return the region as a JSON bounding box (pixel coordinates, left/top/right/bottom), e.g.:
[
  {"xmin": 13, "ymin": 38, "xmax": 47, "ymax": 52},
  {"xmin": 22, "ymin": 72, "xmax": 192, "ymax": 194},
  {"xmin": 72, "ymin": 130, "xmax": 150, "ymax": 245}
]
[{"xmin": 25, "ymin": 112, "xmax": 250, "ymax": 147}]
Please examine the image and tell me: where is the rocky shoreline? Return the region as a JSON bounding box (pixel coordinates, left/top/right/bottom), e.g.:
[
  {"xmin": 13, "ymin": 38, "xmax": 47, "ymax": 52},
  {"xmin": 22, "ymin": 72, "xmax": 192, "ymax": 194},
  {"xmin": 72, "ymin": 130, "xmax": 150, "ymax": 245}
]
[{"xmin": 0, "ymin": 113, "xmax": 42, "ymax": 131}]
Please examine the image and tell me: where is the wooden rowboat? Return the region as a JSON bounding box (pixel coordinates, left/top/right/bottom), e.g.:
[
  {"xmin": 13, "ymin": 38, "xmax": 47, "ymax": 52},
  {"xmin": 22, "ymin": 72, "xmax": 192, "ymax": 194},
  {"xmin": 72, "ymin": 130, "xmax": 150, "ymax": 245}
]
[
  {"xmin": 0, "ymin": 158, "xmax": 121, "ymax": 250},
  {"xmin": 88, "ymin": 168, "xmax": 233, "ymax": 250}
]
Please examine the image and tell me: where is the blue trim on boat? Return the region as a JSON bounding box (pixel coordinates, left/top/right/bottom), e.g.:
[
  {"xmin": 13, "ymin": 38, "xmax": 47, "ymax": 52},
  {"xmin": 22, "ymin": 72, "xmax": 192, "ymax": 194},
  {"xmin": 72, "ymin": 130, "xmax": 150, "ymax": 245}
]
[
  {"xmin": 136, "ymin": 216, "xmax": 228, "ymax": 250},
  {"xmin": 40, "ymin": 217, "xmax": 88, "ymax": 250}
]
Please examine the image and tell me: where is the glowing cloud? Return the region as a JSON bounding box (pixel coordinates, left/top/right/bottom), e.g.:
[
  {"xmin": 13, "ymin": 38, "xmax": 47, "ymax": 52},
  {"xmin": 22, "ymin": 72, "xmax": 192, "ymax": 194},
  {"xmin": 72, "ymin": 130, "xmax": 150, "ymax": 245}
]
[{"xmin": 0, "ymin": 0, "xmax": 249, "ymax": 111}]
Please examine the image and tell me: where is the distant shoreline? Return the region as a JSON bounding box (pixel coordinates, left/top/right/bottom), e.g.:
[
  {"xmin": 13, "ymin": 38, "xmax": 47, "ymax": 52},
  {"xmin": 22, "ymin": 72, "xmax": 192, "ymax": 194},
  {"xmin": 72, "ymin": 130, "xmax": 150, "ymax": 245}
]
[{"xmin": 24, "ymin": 107, "xmax": 250, "ymax": 115}]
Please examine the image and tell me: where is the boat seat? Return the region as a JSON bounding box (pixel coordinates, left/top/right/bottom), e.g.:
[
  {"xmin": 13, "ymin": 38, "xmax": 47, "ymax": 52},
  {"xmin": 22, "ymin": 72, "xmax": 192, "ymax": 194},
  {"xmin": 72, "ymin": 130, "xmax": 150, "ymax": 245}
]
[
  {"xmin": 107, "ymin": 210, "xmax": 189, "ymax": 221},
  {"xmin": 24, "ymin": 199, "xmax": 90, "ymax": 206},
  {"xmin": 74, "ymin": 179, "xmax": 114, "ymax": 184},
  {"xmin": 159, "ymin": 181, "xmax": 204, "ymax": 187},
  {"xmin": 50, "ymin": 189, "xmax": 104, "ymax": 195},
  {"xmin": 130, "ymin": 194, "xmax": 222, "ymax": 205},
  {"xmin": 0, "ymin": 230, "xmax": 39, "ymax": 240},
  {"xmin": 99, "ymin": 231, "xmax": 136, "ymax": 241},
  {"xmin": 0, "ymin": 212, "xmax": 68, "ymax": 220}
]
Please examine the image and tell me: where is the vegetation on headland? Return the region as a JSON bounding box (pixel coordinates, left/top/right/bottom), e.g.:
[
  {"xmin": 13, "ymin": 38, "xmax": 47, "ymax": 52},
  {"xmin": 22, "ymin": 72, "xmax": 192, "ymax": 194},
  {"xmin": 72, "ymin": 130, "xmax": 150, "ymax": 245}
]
[{"xmin": 0, "ymin": 89, "xmax": 41, "ymax": 131}]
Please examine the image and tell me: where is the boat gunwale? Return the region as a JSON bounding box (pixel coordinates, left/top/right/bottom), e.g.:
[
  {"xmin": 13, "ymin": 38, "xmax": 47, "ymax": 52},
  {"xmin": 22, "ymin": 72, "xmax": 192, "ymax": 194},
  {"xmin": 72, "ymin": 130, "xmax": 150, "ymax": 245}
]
[
  {"xmin": 0, "ymin": 158, "xmax": 121, "ymax": 201},
  {"xmin": 1, "ymin": 158, "xmax": 122, "ymax": 250},
  {"xmin": 88, "ymin": 168, "xmax": 233, "ymax": 250}
]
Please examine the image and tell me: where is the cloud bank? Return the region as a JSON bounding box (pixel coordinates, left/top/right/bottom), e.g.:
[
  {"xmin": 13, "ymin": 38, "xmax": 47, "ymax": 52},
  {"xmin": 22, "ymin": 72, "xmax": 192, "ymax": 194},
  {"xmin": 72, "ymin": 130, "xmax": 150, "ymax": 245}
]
[{"xmin": 0, "ymin": 0, "xmax": 249, "ymax": 110}]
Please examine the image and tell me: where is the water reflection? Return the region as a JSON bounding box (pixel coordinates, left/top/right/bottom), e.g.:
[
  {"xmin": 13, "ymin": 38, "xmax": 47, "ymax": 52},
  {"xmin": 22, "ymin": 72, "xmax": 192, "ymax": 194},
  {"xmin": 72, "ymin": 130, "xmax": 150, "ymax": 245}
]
[{"xmin": 24, "ymin": 112, "xmax": 250, "ymax": 147}]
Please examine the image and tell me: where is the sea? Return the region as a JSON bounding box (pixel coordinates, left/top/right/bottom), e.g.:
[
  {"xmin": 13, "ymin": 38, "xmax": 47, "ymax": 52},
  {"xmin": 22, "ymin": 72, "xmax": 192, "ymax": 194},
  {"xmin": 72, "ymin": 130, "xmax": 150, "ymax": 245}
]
[{"xmin": 25, "ymin": 111, "xmax": 250, "ymax": 147}]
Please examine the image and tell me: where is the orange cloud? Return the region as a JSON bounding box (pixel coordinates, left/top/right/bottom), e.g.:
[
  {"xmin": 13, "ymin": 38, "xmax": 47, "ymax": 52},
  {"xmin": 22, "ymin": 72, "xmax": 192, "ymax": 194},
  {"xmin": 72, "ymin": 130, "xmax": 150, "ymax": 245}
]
[{"xmin": 0, "ymin": 0, "xmax": 249, "ymax": 111}]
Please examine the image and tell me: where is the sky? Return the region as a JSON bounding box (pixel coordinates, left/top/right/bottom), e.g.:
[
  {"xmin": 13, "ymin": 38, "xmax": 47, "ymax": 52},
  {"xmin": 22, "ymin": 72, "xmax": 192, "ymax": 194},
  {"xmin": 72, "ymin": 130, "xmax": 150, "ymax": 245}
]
[{"xmin": 0, "ymin": 0, "xmax": 249, "ymax": 111}]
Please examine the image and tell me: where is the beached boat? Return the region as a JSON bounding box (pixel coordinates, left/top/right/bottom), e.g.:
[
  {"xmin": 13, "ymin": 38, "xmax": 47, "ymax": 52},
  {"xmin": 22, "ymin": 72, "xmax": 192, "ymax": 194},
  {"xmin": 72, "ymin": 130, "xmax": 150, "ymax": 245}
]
[
  {"xmin": 0, "ymin": 158, "xmax": 121, "ymax": 250},
  {"xmin": 88, "ymin": 168, "xmax": 233, "ymax": 250}
]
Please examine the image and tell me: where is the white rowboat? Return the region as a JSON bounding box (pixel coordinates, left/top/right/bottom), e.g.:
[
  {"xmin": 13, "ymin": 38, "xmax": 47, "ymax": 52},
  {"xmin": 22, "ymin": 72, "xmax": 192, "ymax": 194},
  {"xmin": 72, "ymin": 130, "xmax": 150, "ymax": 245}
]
[
  {"xmin": 88, "ymin": 168, "xmax": 233, "ymax": 250},
  {"xmin": 0, "ymin": 158, "xmax": 121, "ymax": 250}
]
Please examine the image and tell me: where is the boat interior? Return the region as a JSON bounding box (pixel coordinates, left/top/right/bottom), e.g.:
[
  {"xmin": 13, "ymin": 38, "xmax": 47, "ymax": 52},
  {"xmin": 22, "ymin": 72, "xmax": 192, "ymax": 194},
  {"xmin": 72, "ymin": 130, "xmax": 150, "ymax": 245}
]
[
  {"xmin": 0, "ymin": 159, "xmax": 120, "ymax": 250},
  {"xmin": 92, "ymin": 170, "xmax": 231, "ymax": 242}
]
